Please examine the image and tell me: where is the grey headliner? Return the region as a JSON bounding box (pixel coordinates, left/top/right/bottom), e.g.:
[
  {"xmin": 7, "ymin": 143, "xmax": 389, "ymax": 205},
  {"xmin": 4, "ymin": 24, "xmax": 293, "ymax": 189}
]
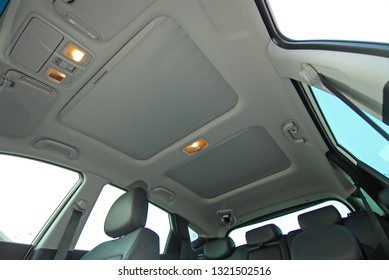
[{"xmin": 0, "ymin": 0, "xmax": 375, "ymax": 238}]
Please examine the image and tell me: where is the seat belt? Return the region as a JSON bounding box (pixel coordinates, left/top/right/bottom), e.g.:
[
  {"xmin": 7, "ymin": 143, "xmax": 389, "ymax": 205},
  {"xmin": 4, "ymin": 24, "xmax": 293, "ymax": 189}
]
[
  {"xmin": 54, "ymin": 200, "xmax": 87, "ymax": 260},
  {"xmin": 300, "ymin": 63, "xmax": 389, "ymax": 141},
  {"xmin": 356, "ymin": 186, "xmax": 389, "ymax": 259}
]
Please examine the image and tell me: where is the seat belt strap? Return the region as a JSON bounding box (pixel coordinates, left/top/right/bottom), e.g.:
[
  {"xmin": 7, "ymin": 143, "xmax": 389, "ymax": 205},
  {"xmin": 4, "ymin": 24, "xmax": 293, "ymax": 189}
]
[
  {"xmin": 356, "ymin": 186, "xmax": 389, "ymax": 259},
  {"xmin": 54, "ymin": 200, "xmax": 87, "ymax": 260}
]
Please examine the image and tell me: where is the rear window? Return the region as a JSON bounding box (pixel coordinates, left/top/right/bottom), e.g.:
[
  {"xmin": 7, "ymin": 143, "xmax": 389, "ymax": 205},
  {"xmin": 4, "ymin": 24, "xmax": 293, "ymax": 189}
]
[
  {"xmin": 266, "ymin": 0, "xmax": 389, "ymax": 44},
  {"xmin": 229, "ymin": 200, "xmax": 350, "ymax": 246}
]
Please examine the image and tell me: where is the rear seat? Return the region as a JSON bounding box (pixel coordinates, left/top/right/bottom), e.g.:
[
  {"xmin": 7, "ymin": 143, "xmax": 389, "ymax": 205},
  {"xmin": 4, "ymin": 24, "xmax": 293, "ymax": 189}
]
[
  {"xmin": 200, "ymin": 205, "xmax": 389, "ymax": 260},
  {"xmin": 290, "ymin": 206, "xmax": 365, "ymax": 260},
  {"xmin": 201, "ymin": 224, "xmax": 289, "ymax": 260}
]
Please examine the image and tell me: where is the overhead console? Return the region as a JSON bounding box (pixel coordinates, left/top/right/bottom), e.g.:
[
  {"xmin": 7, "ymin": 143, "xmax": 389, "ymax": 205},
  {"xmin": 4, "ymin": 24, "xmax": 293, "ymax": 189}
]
[{"xmin": 8, "ymin": 16, "xmax": 94, "ymax": 86}]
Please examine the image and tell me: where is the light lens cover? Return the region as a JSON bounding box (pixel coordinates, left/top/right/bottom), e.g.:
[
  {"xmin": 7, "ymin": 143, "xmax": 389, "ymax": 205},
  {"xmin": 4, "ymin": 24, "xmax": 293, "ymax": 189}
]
[
  {"xmin": 63, "ymin": 43, "xmax": 86, "ymax": 63},
  {"xmin": 182, "ymin": 139, "xmax": 209, "ymax": 155},
  {"xmin": 47, "ymin": 68, "xmax": 66, "ymax": 84}
]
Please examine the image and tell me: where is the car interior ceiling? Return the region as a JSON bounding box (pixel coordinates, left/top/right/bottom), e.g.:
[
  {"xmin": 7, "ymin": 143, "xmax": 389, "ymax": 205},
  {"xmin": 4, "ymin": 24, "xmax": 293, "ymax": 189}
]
[{"xmin": 0, "ymin": 0, "xmax": 388, "ymax": 260}]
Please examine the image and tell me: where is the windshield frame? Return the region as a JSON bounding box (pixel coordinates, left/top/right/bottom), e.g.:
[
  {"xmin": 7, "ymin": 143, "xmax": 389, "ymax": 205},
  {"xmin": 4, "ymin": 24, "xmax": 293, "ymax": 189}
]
[{"xmin": 254, "ymin": 0, "xmax": 389, "ymax": 58}]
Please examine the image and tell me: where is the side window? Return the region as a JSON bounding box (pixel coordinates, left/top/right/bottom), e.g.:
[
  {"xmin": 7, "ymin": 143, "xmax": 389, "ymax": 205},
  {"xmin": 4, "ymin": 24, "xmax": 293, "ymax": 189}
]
[
  {"xmin": 229, "ymin": 200, "xmax": 350, "ymax": 246},
  {"xmin": 188, "ymin": 227, "xmax": 199, "ymax": 242},
  {"xmin": 311, "ymin": 86, "xmax": 389, "ymax": 178},
  {"xmin": 146, "ymin": 202, "xmax": 170, "ymax": 253},
  {"xmin": 76, "ymin": 184, "xmax": 170, "ymax": 253},
  {"xmin": 0, "ymin": 154, "xmax": 80, "ymax": 244}
]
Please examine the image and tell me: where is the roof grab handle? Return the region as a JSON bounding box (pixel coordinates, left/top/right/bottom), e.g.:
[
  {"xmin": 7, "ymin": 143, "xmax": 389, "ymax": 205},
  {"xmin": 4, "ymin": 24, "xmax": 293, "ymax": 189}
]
[{"xmin": 34, "ymin": 139, "xmax": 79, "ymax": 160}]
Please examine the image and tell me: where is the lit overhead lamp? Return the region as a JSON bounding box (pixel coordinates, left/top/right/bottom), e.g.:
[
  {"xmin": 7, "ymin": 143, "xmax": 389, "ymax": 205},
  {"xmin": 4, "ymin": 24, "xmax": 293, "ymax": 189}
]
[
  {"xmin": 182, "ymin": 139, "xmax": 209, "ymax": 155},
  {"xmin": 62, "ymin": 43, "xmax": 87, "ymax": 63},
  {"xmin": 46, "ymin": 68, "xmax": 66, "ymax": 84}
]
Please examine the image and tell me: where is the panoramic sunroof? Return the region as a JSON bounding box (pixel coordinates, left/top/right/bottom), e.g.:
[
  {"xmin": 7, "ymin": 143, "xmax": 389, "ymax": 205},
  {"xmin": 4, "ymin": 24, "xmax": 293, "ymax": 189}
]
[
  {"xmin": 265, "ymin": 0, "xmax": 389, "ymax": 44},
  {"xmin": 60, "ymin": 17, "xmax": 238, "ymax": 159},
  {"xmin": 167, "ymin": 127, "xmax": 291, "ymax": 198}
]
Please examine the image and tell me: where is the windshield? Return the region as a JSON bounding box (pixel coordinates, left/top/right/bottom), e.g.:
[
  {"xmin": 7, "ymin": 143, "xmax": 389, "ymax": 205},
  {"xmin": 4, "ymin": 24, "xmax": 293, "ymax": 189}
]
[
  {"xmin": 266, "ymin": 0, "xmax": 389, "ymax": 44},
  {"xmin": 311, "ymin": 87, "xmax": 389, "ymax": 178}
]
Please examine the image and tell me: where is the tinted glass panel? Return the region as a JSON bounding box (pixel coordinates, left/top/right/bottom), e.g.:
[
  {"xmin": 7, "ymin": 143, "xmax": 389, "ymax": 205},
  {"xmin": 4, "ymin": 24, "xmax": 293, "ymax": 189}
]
[{"xmin": 312, "ymin": 87, "xmax": 389, "ymax": 178}]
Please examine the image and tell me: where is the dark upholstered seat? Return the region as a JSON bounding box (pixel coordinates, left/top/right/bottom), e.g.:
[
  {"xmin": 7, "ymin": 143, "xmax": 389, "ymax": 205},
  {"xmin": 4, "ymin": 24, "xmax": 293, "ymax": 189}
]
[
  {"xmin": 245, "ymin": 224, "xmax": 289, "ymax": 260},
  {"xmin": 81, "ymin": 188, "xmax": 159, "ymax": 260},
  {"xmin": 291, "ymin": 206, "xmax": 364, "ymax": 260},
  {"xmin": 203, "ymin": 237, "xmax": 235, "ymax": 259}
]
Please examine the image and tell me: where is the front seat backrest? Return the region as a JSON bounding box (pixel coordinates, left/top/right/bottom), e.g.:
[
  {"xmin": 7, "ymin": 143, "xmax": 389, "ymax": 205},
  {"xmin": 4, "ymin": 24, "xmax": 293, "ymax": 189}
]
[
  {"xmin": 81, "ymin": 187, "xmax": 159, "ymax": 260},
  {"xmin": 204, "ymin": 237, "xmax": 235, "ymax": 259},
  {"xmin": 291, "ymin": 206, "xmax": 364, "ymax": 260}
]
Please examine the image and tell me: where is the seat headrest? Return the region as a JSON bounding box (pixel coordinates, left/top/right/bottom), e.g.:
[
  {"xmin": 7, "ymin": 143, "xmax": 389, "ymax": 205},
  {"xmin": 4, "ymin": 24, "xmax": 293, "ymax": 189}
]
[
  {"xmin": 245, "ymin": 224, "xmax": 282, "ymax": 245},
  {"xmin": 204, "ymin": 237, "xmax": 235, "ymax": 259},
  {"xmin": 104, "ymin": 187, "xmax": 148, "ymax": 238},
  {"xmin": 298, "ymin": 205, "xmax": 341, "ymax": 230},
  {"xmin": 291, "ymin": 225, "xmax": 364, "ymax": 260}
]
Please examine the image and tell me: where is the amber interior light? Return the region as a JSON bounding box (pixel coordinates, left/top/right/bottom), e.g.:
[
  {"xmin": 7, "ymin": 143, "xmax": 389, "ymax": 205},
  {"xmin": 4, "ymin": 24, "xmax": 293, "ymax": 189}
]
[
  {"xmin": 63, "ymin": 43, "xmax": 86, "ymax": 63},
  {"xmin": 182, "ymin": 139, "xmax": 209, "ymax": 155},
  {"xmin": 47, "ymin": 68, "xmax": 66, "ymax": 84}
]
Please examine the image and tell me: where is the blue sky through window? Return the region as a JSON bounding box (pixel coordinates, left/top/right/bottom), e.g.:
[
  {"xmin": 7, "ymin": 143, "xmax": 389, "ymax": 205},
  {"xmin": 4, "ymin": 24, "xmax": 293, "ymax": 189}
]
[
  {"xmin": 267, "ymin": 0, "xmax": 389, "ymax": 44},
  {"xmin": 312, "ymin": 87, "xmax": 389, "ymax": 178}
]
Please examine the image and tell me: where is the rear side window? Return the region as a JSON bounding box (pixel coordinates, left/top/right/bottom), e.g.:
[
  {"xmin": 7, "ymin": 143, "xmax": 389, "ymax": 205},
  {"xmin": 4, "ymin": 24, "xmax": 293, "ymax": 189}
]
[
  {"xmin": 229, "ymin": 200, "xmax": 350, "ymax": 246},
  {"xmin": 0, "ymin": 154, "xmax": 79, "ymax": 244},
  {"xmin": 188, "ymin": 227, "xmax": 199, "ymax": 242}
]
